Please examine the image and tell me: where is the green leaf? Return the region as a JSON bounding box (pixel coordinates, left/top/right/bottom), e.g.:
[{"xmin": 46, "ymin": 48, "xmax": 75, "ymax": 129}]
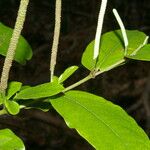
[
  {"xmin": 50, "ymin": 90, "xmax": 150, "ymax": 150},
  {"xmin": 20, "ymin": 85, "xmax": 31, "ymax": 90},
  {"xmin": 52, "ymin": 76, "xmax": 59, "ymax": 83},
  {"xmin": 0, "ymin": 22, "xmax": 32, "ymax": 64},
  {"xmin": 58, "ymin": 66, "xmax": 78, "ymax": 83},
  {"xmin": 0, "ymin": 129, "xmax": 25, "ymax": 150},
  {"xmin": 126, "ymin": 44, "xmax": 150, "ymax": 61},
  {"xmin": 6, "ymin": 81, "xmax": 22, "ymax": 100},
  {"xmin": 5, "ymin": 100, "xmax": 20, "ymax": 115},
  {"xmin": 82, "ymin": 30, "xmax": 147, "ymax": 71},
  {"xmin": 15, "ymin": 82, "xmax": 64, "ymax": 100}
]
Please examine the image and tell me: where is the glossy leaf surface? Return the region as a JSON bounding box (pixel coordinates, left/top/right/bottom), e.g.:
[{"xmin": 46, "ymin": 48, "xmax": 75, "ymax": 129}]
[
  {"xmin": 50, "ymin": 90, "xmax": 150, "ymax": 150},
  {"xmin": 126, "ymin": 44, "xmax": 150, "ymax": 61},
  {"xmin": 15, "ymin": 82, "xmax": 64, "ymax": 99},
  {"xmin": 5, "ymin": 100, "xmax": 20, "ymax": 115},
  {"xmin": 58, "ymin": 66, "xmax": 78, "ymax": 83},
  {"xmin": 82, "ymin": 30, "xmax": 147, "ymax": 71},
  {"xmin": 6, "ymin": 81, "xmax": 22, "ymax": 99},
  {"xmin": 0, "ymin": 129, "xmax": 25, "ymax": 150},
  {"xmin": 0, "ymin": 22, "xmax": 32, "ymax": 64}
]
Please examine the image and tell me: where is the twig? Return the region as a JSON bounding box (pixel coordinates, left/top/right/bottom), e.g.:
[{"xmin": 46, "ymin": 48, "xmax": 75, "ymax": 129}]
[{"xmin": 62, "ymin": 70, "xmax": 104, "ymax": 93}]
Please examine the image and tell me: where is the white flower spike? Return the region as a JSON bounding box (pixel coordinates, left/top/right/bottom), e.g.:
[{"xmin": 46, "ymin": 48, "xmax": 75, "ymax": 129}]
[
  {"xmin": 113, "ymin": 9, "xmax": 128, "ymax": 55},
  {"xmin": 94, "ymin": 0, "xmax": 108, "ymax": 59}
]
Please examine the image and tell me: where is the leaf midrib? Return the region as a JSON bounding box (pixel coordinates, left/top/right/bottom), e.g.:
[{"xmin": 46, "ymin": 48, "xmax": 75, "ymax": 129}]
[
  {"xmin": 98, "ymin": 36, "xmax": 124, "ymax": 69},
  {"xmin": 63, "ymin": 94, "xmax": 127, "ymax": 149}
]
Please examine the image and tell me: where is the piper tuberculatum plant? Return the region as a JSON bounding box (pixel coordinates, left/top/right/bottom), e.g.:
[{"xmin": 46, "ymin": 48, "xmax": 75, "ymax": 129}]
[{"xmin": 0, "ymin": 0, "xmax": 150, "ymax": 149}]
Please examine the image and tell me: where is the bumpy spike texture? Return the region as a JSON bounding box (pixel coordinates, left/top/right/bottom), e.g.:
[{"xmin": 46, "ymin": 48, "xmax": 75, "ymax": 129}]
[
  {"xmin": 50, "ymin": 0, "xmax": 62, "ymax": 82},
  {"xmin": 0, "ymin": 0, "xmax": 29, "ymax": 94}
]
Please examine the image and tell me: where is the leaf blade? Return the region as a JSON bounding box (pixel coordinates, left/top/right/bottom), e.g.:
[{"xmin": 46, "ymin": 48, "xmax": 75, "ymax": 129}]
[
  {"xmin": 0, "ymin": 22, "xmax": 32, "ymax": 64},
  {"xmin": 50, "ymin": 90, "xmax": 150, "ymax": 150},
  {"xmin": 15, "ymin": 82, "xmax": 64, "ymax": 99},
  {"xmin": 82, "ymin": 30, "xmax": 147, "ymax": 71},
  {"xmin": 58, "ymin": 66, "xmax": 78, "ymax": 83},
  {"xmin": 126, "ymin": 44, "xmax": 150, "ymax": 61},
  {"xmin": 0, "ymin": 129, "xmax": 25, "ymax": 150},
  {"xmin": 5, "ymin": 100, "xmax": 20, "ymax": 115},
  {"xmin": 6, "ymin": 81, "xmax": 22, "ymax": 100}
]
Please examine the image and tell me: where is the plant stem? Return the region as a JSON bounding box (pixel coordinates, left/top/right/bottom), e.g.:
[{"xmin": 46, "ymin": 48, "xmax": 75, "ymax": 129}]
[
  {"xmin": 62, "ymin": 70, "xmax": 104, "ymax": 93},
  {"xmin": 50, "ymin": 0, "xmax": 62, "ymax": 82},
  {"xmin": 62, "ymin": 74, "xmax": 92, "ymax": 93},
  {"xmin": 0, "ymin": 109, "xmax": 7, "ymax": 115},
  {"xmin": 0, "ymin": 0, "xmax": 29, "ymax": 94}
]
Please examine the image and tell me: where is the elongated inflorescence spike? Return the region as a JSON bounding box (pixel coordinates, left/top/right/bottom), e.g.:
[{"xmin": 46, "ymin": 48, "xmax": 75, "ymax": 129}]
[
  {"xmin": 50, "ymin": 0, "xmax": 62, "ymax": 82},
  {"xmin": 113, "ymin": 9, "xmax": 128, "ymax": 55},
  {"xmin": 94, "ymin": 0, "xmax": 108, "ymax": 59},
  {"xmin": 0, "ymin": 0, "xmax": 29, "ymax": 94}
]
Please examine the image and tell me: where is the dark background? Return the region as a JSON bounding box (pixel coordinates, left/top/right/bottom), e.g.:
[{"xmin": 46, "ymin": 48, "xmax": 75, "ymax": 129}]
[{"xmin": 0, "ymin": 0, "xmax": 150, "ymax": 149}]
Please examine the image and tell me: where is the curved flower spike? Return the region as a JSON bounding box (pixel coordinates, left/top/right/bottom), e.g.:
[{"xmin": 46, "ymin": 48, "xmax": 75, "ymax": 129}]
[{"xmin": 113, "ymin": 9, "xmax": 128, "ymax": 55}]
